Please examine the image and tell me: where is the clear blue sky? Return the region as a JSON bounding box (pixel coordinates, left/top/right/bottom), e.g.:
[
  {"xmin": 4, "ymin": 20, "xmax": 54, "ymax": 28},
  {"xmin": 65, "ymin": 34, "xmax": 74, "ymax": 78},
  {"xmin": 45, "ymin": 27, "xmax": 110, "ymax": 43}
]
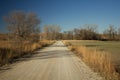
[{"xmin": 0, "ymin": 0, "xmax": 120, "ymax": 33}]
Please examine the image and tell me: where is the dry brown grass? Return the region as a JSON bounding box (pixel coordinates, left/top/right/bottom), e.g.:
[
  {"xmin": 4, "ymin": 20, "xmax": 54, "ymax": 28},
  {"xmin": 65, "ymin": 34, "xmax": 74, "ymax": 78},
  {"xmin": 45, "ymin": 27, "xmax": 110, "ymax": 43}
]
[
  {"xmin": 63, "ymin": 41, "xmax": 120, "ymax": 80},
  {"xmin": 0, "ymin": 40, "xmax": 55, "ymax": 66}
]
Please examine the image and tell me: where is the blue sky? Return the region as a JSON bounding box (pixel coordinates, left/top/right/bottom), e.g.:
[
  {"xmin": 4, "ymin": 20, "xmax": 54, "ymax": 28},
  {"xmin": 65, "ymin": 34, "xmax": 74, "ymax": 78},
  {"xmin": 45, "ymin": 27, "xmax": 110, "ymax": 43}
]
[{"xmin": 0, "ymin": 0, "xmax": 120, "ymax": 33}]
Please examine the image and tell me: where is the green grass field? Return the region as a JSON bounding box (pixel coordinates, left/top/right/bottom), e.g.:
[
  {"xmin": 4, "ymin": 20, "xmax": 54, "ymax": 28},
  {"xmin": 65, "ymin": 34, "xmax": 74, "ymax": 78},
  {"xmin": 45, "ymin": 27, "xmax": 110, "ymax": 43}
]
[{"xmin": 66, "ymin": 40, "xmax": 120, "ymax": 64}]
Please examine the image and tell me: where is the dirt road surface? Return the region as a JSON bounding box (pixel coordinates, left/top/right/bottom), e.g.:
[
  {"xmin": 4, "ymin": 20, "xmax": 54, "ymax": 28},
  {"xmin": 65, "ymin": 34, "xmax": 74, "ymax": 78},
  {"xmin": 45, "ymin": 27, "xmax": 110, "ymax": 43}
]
[{"xmin": 0, "ymin": 41, "xmax": 104, "ymax": 80}]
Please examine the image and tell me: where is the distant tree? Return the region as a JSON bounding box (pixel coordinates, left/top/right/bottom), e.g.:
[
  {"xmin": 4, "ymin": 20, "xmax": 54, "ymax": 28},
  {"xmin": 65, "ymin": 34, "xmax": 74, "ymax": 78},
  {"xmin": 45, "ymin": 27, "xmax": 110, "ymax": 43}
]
[
  {"xmin": 83, "ymin": 24, "xmax": 98, "ymax": 33},
  {"xmin": 62, "ymin": 31, "xmax": 73, "ymax": 40},
  {"xmin": 3, "ymin": 11, "xmax": 40, "ymax": 42},
  {"xmin": 103, "ymin": 25, "xmax": 117, "ymax": 40},
  {"xmin": 43, "ymin": 25, "xmax": 61, "ymax": 40},
  {"xmin": 73, "ymin": 24, "xmax": 100, "ymax": 40},
  {"xmin": 67, "ymin": 31, "xmax": 73, "ymax": 40},
  {"xmin": 43, "ymin": 25, "xmax": 50, "ymax": 40},
  {"xmin": 62, "ymin": 31, "xmax": 68, "ymax": 40},
  {"xmin": 118, "ymin": 28, "xmax": 120, "ymax": 34},
  {"xmin": 73, "ymin": 28, "xmax": 81, "ymax": 40},
  {"xmin": 117, "ymin": 27, "xmax": 120, "ymax": 40}
]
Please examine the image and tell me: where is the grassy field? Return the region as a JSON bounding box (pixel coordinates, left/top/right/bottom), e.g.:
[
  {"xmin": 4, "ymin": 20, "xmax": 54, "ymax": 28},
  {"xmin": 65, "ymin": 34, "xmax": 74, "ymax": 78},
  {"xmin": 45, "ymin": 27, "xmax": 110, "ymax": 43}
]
[
  {"xmin": 63, "ymin": 40, "xmax": 120, "ymax": 80},
  {"xmin": 66, "ymin": 40, "xmax": 120, "ymax": 64}
]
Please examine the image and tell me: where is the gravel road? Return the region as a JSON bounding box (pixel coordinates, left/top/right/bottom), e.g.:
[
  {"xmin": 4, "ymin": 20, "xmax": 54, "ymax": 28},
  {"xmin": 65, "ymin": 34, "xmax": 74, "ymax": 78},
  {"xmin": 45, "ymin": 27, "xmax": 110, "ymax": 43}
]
[{"xmin": 0, "ymin": 41, "xmax": 104, "ymax": 80}]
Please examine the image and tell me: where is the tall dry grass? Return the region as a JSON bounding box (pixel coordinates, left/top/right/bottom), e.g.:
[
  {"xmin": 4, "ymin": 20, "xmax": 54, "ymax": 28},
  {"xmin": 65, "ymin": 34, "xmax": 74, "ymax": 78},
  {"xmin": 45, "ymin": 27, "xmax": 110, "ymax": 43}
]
[
  {"xmin": 63, "ymin": 41, "xmax": 120, "ymax": 80},
  {"xmin": 0, "ymin": 40, "xmax": 55, "ymax": 66}
]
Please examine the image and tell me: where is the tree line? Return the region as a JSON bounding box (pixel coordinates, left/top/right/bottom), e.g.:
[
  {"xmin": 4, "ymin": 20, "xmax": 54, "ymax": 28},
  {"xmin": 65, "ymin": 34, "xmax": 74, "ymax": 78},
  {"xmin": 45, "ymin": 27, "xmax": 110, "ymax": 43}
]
[
  {"xmin": 43, "ymin": 24, "xmax": 120, "ymax": 41},
  {"xmin": 3, "ymin": 11, "xmax": 120, "ymax": 41}
]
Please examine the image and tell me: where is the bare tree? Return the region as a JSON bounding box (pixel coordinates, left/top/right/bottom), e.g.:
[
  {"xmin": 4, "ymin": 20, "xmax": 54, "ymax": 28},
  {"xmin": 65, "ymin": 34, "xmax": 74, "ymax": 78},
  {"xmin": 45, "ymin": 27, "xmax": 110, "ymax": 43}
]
[
  {"xmin": 62, "ymin": 31, "xmax": 73, "ymax": 40},
  {"xmin": 83, "ymin": 24, "xmax": 98, "ymax": 33},
  {"xmin": 3, "ymin": 11, "xmax": 40, "ymax": 42},
  {"xmin": 118, "ymin": 28, "xmax": 120, "ymax": 34},
  {"xmin": 43, "ymin": 25, "xmax": 61, "ymax": 40},
  {"xmin": 118, "ymin": 27, "xmax": 120, "ymax": 40},
  {"xmin": 73, "ymin": 28, "xmax": 81, "ymax": 40},
  {"xmin": 43, "ymin": 25, "xmax": 50, "ymax": 40},
  {"xmin": 103, "ymin": 25, "xmax": 117, "ymax": 40},
  {"xmin": 73, "ymin": 24, "xmax": 100, "ymax": 40}
]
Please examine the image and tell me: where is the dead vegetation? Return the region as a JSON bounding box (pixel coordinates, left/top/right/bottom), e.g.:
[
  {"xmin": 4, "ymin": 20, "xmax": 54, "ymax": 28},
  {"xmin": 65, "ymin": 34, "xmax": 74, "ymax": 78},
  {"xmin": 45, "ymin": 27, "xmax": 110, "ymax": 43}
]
[
  {"xmin": 0, "ymin": 40, "xmax": 55, "ymax": 66},
  {"xmin": 63, "ymin": 40, "xmax": 120, "ymax": 80}
]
